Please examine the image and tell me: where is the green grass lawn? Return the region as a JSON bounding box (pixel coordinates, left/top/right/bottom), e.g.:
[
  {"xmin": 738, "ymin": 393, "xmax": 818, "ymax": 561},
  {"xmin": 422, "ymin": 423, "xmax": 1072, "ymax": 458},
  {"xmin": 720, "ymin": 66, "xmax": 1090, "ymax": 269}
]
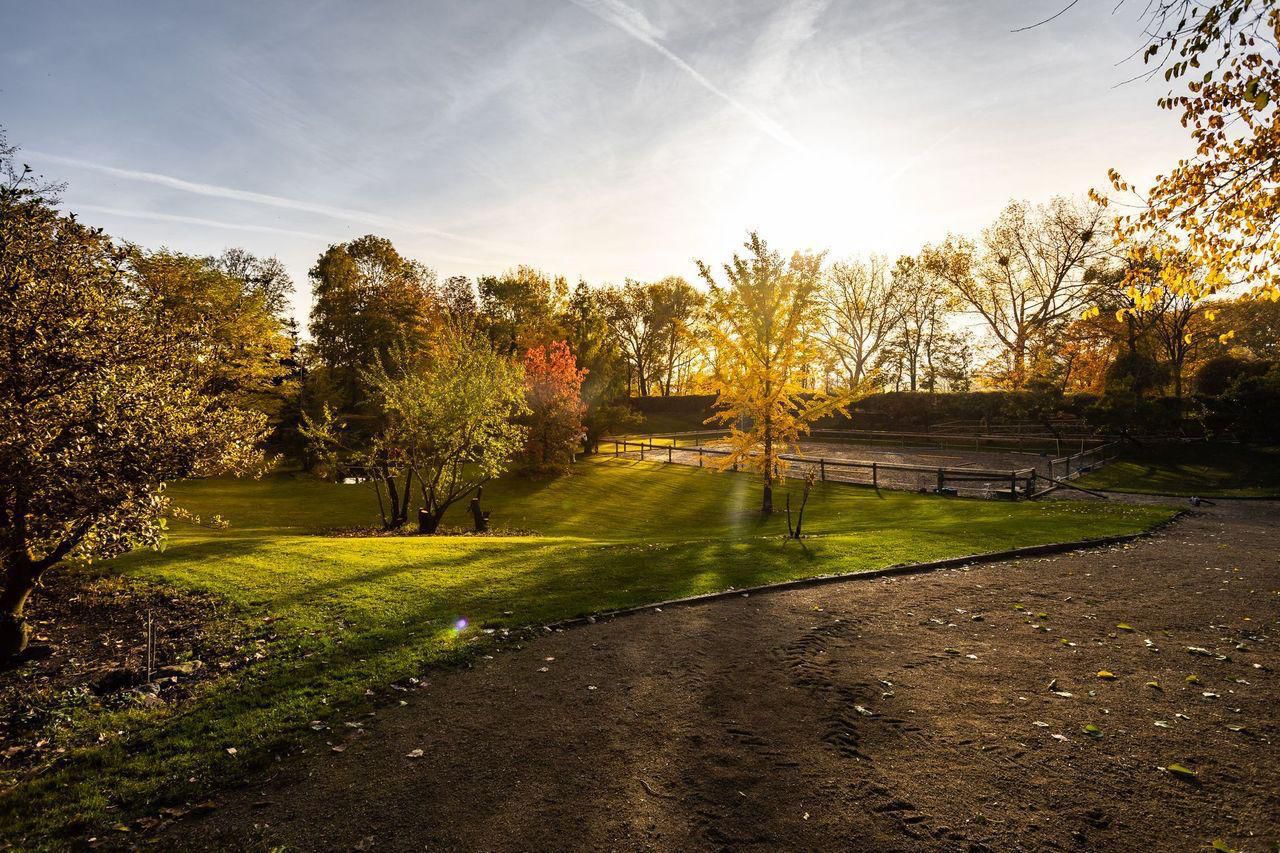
[
  {"xmin": 1, "ymin": 458, "xmax": 1175, "ymax": 845},
  {"xmin": 1077, "ymin": 443, "xmax": 1280, "ymax": 497}
]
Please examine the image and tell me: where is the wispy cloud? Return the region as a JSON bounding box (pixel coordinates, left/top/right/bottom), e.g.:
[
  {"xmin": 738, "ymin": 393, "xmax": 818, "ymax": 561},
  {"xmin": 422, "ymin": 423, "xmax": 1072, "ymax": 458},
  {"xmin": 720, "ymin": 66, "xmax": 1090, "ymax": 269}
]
[
  {"xmin": 567, "ymin": 0, "xmax": 809, "ymax": 154},
  {"xmin": 27, "ymin": 151, "xmax": 520, "ymax": 254},
  {"xmin": 74, "ymin": 204, "xmax": 328, "ymax": 240}
]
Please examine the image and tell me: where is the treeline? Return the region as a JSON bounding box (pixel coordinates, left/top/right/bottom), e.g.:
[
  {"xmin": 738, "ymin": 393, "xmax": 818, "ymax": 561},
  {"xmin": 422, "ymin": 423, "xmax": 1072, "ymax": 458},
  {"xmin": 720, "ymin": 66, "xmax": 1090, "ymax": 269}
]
[{"xmin": 95, "ymin": 198, "xmax": 1280, "ymax": 458}]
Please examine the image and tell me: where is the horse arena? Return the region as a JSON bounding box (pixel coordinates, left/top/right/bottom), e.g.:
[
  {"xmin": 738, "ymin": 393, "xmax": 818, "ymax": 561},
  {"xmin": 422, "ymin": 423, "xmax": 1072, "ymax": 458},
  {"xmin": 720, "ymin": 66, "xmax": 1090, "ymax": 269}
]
[{"xmin": 609, "ymin": 429, "xmax": 1116, "ymax": 499}]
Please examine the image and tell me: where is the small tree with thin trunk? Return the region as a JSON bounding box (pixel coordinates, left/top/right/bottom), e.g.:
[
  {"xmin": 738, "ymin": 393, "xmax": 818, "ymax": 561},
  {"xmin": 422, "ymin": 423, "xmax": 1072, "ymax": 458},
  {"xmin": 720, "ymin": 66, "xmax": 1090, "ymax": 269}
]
[
  {"xmin": 697, "ymin": 233, "xmax": 849, "ymax": 514},
  {"xmin": 306, "ymin": 326, "xmax": 527, "ymax": 533},
  {"xmin": 0, "ymin": 158, "xmax": 265, "ymax": 659},
  {"xmin": 522, "ymin": 341, "xmax": 587, "ymax": 471}
]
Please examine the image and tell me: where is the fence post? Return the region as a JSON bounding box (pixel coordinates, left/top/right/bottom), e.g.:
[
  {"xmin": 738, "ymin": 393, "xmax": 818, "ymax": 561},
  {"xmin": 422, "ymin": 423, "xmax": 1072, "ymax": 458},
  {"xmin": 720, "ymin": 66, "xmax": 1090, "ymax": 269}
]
[
  {"xmin": 1010, "ymin": 470, "xmax": 1017, "ymax": 498},
  {"xmin": 872, "ymin": 462, "xmax": 878, "ymax": 488},
  {"xmin": 1028, "ymin": 470, "xmax": 1037, "ymax": 496},
  {"xmin": 699, "ymin": 448, "xmax": 704, "ymax": 468},
  {"xmin": 667, "ymin": 445, "xmax": 673, "ymax": 464},
  {"xmin": 937, "ymin": 467, "xmax": 945, "ymax": 493},
  {"xmin": 820, "ymin": 459, "xmax": 825, "ymax": 481},
  {"xmin": 640, "ymin": 443, "xmax": 645, "ymax": 461}
]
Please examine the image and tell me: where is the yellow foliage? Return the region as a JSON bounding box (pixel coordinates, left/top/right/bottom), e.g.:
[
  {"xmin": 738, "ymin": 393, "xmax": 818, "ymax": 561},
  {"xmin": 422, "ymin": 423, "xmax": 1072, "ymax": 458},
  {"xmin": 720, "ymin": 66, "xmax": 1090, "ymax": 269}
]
[{"xmin": 697, "ymin": 233, "xmax": 855, "ymax": 509}]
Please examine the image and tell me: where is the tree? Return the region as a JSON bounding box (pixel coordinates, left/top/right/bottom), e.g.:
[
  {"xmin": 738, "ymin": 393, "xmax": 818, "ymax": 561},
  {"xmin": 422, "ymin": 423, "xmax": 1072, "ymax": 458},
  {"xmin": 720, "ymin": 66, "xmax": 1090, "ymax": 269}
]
[
  {"xmin": 440, "ymin": 274, "xmax": 479, "ymax": 324},
  {"xmin": 881, "ymin": 255, "xmax": 954, "ymax": 392},
  {"xmin": 697, "ymin": 233, "xmax": 849, "ymax": 514},
  {"xmin": 477, "ymin": 266, "xmax": 569, "ymax": 355},
  {"xmin": 925, "ymin": 197, "xmax": 1106, "ymax": 388},
  {"xmin": 303, "ymin": 326, "xmax": 526, "ymax": 532},
  {"xmin": 213, "ymin": 247, "xmax": 294, "ymax": 319},
  {"xmin": 308, "ymin": 235, "xmax": 438, "ymax": 414},
  {"xmin": 818, "ymin": 256, "xmax": 900, "ymax": 392},
  {"xmin": 603, "ymin": 280, "xmax": 663, "ymax": 397},
  {"xmin": 130, "ymin": 249, "xmax": 296, "ymax": 418},
  {"xmin": 523, "ymin": 341, "xmax": 588, "ymax": 470},
  {"xmin": 0, "ymin": 160, "xmax": 265, "ymax": 658},
  {"xmin": 563, "ymin": 281, "xmax": 638, "ymax": 453},
  {"xmin": 651, "ymin": 277, "xmax": 705, "ymax": 396},
  {"xmin": 1099, "ymin": 1, "xmax": 1280, "ymax": 307}
]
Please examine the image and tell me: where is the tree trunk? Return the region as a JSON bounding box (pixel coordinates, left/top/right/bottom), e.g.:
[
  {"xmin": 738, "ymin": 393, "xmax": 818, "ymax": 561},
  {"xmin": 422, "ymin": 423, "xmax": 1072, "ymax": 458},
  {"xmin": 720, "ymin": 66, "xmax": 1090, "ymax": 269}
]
[
  {"xmin": 762, "ymin": 411, "xmax": 774, "ymax": 514},
  {"xmin": 0, "ymin": 556, "xmax": 38, "ymax": 659}
]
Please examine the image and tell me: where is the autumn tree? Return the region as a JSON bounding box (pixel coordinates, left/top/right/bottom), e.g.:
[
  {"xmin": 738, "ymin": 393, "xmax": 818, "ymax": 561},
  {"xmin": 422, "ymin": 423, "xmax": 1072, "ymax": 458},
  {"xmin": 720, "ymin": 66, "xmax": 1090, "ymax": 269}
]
[
  {"xmin": 698, "ymin": 233, "xmax": 849, "ymax": 514},
  {"xmin": 924, "ymin": 197, "xmax": 1106, "ymax": 388},
  {"xmin": 478, "ymin": 266, "xmax": 569, "ymax": 354},
  {"xmin": 303, "ymin": 326, "xmax": 526, "ymax": 532},
  {"xmin": 308, "ymin": 235, "xmax": 438, "ymax": 414},
  {"xmin": 522, "ymin": 341, "xmax": 588, "ymax": 471},
  {"xmin": 817, "ymin": 256, "xmax": 900, "ymax": 392},
  {"xmin": 0, "ymin": 151, "xmax": 265, "ymax": 658},
  {"xmin": 1099, "ymin": 1, "xmax": 1280, "ymax": 307},
  {"xmin": 130, "ymin": 249, "xmax": 296, "ymax": 419}
]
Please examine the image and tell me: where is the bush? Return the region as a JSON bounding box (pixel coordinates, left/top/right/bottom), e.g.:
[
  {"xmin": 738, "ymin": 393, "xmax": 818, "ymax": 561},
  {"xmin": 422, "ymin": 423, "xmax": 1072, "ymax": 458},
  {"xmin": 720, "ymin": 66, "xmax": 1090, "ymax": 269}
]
[{"xmin": 1194, "ymin": 356, "xmax": 1269, "ymax": 397}]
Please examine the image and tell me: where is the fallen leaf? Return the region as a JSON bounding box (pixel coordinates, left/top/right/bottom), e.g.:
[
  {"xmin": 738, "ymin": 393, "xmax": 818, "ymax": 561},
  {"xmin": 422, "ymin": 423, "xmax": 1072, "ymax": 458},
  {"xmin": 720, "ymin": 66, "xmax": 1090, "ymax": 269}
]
[
  {"xmin": 1165, "ymin": 762, "xmax": 1198, "ymax": 782},
  {"xmin": 406, "ymin": 749, "xmax": 424, "ymax": 758},
  {"xmin": 1083, "ymin": 724, "xmax": 1103, "ymax": 738},
  {"xmin": 1097, "ymin": 671, "xmax": 1117, "ymax": 680},
  {"xmin": 1116, "ymin": 624, "xmax": 1135, "ymax": 632}
]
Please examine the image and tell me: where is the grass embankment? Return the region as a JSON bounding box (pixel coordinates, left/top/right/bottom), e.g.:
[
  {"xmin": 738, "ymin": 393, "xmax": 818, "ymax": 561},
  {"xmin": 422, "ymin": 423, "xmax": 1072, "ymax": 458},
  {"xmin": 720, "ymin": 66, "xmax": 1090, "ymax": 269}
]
[
  {"xmin": 0, "ymin": 458, "xmax": 1175, "ymax": 845},
  {"xmin": 1077, "ymin": 443, "xmax": 1280, "ymax": 497}
]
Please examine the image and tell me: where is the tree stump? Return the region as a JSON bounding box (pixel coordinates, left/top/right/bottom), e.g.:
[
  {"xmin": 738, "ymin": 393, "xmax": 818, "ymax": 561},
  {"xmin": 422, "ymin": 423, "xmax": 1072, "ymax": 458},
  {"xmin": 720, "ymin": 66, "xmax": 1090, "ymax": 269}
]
[{"xmin": 470, "ymin": 487, "xmax": 490, "ymax": 532}]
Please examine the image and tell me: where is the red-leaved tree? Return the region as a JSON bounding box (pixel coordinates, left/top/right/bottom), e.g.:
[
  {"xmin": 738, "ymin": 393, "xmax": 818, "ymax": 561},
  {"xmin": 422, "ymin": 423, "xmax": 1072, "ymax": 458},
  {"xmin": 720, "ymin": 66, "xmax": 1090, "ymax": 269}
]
[{"xmin": 522, "ymin": 341, "xmax": 587, "ymax": 471}]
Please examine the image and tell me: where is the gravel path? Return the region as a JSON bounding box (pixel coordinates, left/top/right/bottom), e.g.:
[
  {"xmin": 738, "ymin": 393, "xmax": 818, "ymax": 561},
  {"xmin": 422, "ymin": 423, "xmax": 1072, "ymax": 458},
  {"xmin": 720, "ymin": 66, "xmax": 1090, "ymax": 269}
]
[{"xmin": 175, "ymin": 500, "xmax": 1279, "ymax": 852}]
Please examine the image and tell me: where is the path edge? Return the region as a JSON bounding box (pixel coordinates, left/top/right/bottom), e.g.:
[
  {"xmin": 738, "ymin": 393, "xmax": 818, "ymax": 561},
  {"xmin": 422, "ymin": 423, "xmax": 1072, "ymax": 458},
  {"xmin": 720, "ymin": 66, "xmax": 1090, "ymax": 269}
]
[{"xmin": 545, "ymin": 509, "xmax": 1189, "ymax": 631}]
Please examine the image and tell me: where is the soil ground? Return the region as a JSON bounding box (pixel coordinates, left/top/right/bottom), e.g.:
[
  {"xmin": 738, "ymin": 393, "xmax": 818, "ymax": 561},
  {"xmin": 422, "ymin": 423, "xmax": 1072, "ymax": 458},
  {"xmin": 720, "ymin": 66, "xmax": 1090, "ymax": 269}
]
[
  {"xmin": 0, "ymin": 575, "xmax": 243, "ymax": 783},
  {"xmin": 168, "ymin": 498, "xmax": 1280, "ymax": 852}
]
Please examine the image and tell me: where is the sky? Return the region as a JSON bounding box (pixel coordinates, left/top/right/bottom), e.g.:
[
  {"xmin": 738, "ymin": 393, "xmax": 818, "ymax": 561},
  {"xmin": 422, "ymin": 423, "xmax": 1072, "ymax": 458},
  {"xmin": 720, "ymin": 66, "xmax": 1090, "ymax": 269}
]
[{"xmin": 2, "ymin": 0, "xmax": 1194, "ymax": 325}]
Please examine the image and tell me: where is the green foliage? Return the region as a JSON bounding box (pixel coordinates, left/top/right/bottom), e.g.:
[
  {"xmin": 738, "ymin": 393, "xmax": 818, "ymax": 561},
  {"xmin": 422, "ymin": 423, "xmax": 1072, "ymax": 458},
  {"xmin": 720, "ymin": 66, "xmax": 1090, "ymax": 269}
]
[
  {"xmin": 306, "ymin": 326, "xmax": 527, "ymax": 531},
  {"xmin": 0, "ymin": 159, "xmax": 266, "ymax": 656},
  {"xmin": 477, "ymin": 265, "xmax": 569, "ymax": 355},
  {"xmin": 129, "ymin": 248, "xmax": 296, "ymax": 419},
  {"xmin": 307, "ymin": 235, "xmax": 439, "ymax": 413}
]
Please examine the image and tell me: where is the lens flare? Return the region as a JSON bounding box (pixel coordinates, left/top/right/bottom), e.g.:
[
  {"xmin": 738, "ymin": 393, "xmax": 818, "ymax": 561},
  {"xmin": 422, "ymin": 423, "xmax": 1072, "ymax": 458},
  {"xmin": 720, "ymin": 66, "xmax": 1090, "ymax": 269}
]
[{"xmin": 454, "ymin": 617, "xmax": 468, "ymax": 632}]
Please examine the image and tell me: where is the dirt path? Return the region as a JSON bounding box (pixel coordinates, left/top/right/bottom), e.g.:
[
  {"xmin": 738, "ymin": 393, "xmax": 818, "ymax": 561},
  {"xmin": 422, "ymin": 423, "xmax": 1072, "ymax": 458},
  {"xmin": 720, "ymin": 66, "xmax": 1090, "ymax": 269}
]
[{"xmin": 178, "ymin": 500, "xmax": 1278, "ymax": 852}]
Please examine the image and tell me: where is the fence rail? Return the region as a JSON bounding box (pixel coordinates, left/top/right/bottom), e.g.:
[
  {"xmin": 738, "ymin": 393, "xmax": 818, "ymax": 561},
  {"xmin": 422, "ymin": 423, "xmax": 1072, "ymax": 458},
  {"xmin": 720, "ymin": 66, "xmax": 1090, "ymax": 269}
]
[
  {"xmin": 601, "ymin": 429, "xmax": 1120, "ymax": 501},
  {"xmin": 607, "ymin": 435, "xmax": 1041, "ymax": 500}
]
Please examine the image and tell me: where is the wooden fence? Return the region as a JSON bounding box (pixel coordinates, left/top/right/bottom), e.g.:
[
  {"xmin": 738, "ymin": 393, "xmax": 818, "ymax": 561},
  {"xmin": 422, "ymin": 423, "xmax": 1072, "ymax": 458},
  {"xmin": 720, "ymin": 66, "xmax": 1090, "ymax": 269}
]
[{"xmin": 603, "ymin": 430, "xmax": 1119, "ymax": 501}]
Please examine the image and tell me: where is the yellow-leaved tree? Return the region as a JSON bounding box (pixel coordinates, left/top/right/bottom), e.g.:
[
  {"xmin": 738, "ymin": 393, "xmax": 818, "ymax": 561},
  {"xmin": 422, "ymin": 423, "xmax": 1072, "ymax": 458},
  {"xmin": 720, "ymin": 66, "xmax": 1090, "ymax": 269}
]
[
  {"xmin": 1097, "ymin": 1, "xmax": 1280, "ymax": 307},
  {"xmin": 696, "ymin": 233, "xmax": 850, "ymax": 514}
]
